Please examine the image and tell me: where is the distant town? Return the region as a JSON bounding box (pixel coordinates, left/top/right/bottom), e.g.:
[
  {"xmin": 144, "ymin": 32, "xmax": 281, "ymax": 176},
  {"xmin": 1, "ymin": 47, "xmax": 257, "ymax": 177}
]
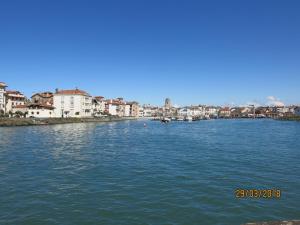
[{"xmin": 0, "ymin": 81, "xmax": 300, "ymax": 121}]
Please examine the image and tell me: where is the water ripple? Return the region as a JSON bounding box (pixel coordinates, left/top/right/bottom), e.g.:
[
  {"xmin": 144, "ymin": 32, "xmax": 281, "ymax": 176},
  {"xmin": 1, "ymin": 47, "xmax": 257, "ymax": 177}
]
[{"xmin": 0, "ymin": 119, "xmax": 299, "ymax": 225}]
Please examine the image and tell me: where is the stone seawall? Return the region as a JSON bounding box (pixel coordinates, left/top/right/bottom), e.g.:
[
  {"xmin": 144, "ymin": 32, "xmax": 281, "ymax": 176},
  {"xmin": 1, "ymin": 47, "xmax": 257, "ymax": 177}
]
[
  {"xmin": 277, "ymin": 115, "xmax": 300, "ymax": 121},
  {"xmin": 243, "ymin": 220, "xmax": 300, "ymax": 225},
  {"xmin": 0, "ymin": 117, "xmax": 137, "ymax": 127}
]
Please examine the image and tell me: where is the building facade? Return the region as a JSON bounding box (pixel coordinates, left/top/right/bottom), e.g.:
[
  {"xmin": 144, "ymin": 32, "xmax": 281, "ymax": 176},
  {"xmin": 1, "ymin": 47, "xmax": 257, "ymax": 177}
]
[
  {"xmin": 104, "ymin": 99, "xmax": 124, "ymax": 116},
  {"xmin": 127, "ymin": 101, "xmax": 139, "ymax": 117},
  {"xmin": 5, "ymin": 90, "xmax": 26, "ymax": 113},
  {"xmin": 92, "ymin": 96, "xmax": 106, "ymax": 117},
  {"xmin": 294, "ymin": 107, "xmax": 300, "ymax": 116},
  {"xmin": 27, "ymin": 104, "xmax": 55, "ymax": 118},
  {"xmin": 218, "ymin": 107, "xmax": 231, "ymax": 118},
  {"xmin": 12, "ymin": 105, "xmax": 28, "ymax": 117},
  {"xmin": 0, "ymin": 82, "xmax": 7, "ymax": 114},
  {"xmin": 31, "ymin": 92, "xmax": 53, "ymax": 106},
  {"xmin": 53, "ymin": 89, "xmax": 92, "ymax": 118}
]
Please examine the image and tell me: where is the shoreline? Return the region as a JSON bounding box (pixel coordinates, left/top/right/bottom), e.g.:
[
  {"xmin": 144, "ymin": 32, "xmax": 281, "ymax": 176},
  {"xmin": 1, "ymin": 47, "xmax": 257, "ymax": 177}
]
[
  {"xmin": 1, "ymin": 116, "xmax": 299, "ymax": 127},
  {"xmin": 0, "ymin": 117, "xmax": 138, "ymax": 127},
  {"xmin": 276, "ymin": 116, "xmax": 300, "ymax": 121}
]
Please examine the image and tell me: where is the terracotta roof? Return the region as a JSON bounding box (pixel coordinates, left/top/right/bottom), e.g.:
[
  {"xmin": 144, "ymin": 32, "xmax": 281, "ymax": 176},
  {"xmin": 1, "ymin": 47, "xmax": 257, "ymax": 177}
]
[
  {"xmin": 28, "ymin": 103, "xmax": 54, "ymax": 110},
  {"xmin": 94, "ymin": 96, "xmax": 104, "ymax": 99},
  {"xmin": 55, "ymin": 89, "xmax": 90, "ymax": 96},
  {"xmin": 6, "ymin": 90, "xmax": 23, "ymax": 94},
  {"xmin": 106, "ymin": 101, "xmax": 124, "ymax": 106},
  {"xmin": 13, "ymin": 105, "xmax": 27, "ymax": 109},
  {"xmin": 6, "ymin": 90, "xmax": 25, "ymax": 98},
  {"xmin": 31, "ymin": 92, "xmax": 53, "ymax": 98},
  {"xmin": 126, "ymin": 101, "xmax": 139, "ymax": 105}
]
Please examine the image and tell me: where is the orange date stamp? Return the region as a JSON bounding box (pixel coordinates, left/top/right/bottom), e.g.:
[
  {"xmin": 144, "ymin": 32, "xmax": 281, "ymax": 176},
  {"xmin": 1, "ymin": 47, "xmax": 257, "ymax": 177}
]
[{"xmin": 235, "ymin": 189, "xmax": 281, "ymax": 199}]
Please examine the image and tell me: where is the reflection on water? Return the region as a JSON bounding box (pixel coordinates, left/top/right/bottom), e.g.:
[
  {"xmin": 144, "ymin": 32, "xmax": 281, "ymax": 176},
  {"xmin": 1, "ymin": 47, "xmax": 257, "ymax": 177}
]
[{"xmin": 0, "ymin": 119, "xmax": 300, "ymax": 225}]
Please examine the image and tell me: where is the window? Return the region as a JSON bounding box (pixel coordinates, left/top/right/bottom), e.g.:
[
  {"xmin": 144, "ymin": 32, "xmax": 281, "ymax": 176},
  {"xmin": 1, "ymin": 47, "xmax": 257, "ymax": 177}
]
[
  {"xmin": 70, "ymin": 96, "xmax": 74, "ymax": 107},
  {"xmin": 49, "ymin": 112, "xmax": 52, "ymax": 115},
  {"xmin": 31, "ymin": 112, "xmax": 34, "ymax": 115},
  {"xmin": 37, "ymin": 112, "xmax": 39, "ymax": 115}
]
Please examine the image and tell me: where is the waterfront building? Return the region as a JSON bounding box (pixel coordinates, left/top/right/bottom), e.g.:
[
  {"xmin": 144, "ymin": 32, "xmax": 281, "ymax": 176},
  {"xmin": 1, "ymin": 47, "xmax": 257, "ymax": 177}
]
[
  {"xmin": 92, "ymin": 96, "xmax": 106, "ymax": 117},
  {"xmin": 127, "ymin": 101, "xmax": 139, "ymax": 117},
  {"xmin": 177, "ymin": 106, "xmax": 205, "ymax": 118},
  {"xmin": 117, "ymin": 104, "xmax": 125, "ymax": 117},
  {"xmin": 142, "ymin": 106, "xmax": 152, "ymax": 117},
  {"xmin": 142, "ymin": 105, "xmax": 153, "ymax": 117},
  {"xmin": 190, "ymin": 105, "xmax": 205, "ymax": 117},
  {"xmin": 265, "ymin": 107, "xmax": 278, "ymax": 118},
  {"xmin": 178, "ymin": 107, "xmax": 190, "ymax": 117},
  {"xmin": 27, "ymin": 103, "xmax": 55, "ymax": 118},
  {"xmin": 104, "ymin": 99, "xmax": 124, "ymax": 116},
  {"xmin": 31, "ymin": 92, "xmax": 53, "ymax": 106},
  {"xmin": 230, "ymin": 107, "xmax": 243, "ymax": 118},
  {"xmin": 0, "ymin": 82, "xmax": 7, "ymax": 114},
  {"xmin": 218, "ymin": 107, "xmax": 231, "ymax": 118},
  {"xmin": 53, "ymin": 89, "xmax": 92, "ymax": 118},
  {"xmin": 105, "ymin": 99, "xmax": 139, "ymax": 117},
  {"xmin": 106, "ymin": 103, "xmax": 118, "ymax": 116},
  {"xmin": 294, "ymin": 106, "xmax": 300, "ymax": 116},
  {"xmin": 241, "ymin": 107, "xmax": 252, "ymax": 115},
  {"xmin": 276, "ymin": 106, "xmax": 295, "ymax": 117},
  {"xmin": 5, "ymin": 90, "xmax": 26, "ymax": 114},
  {"xmin": 141, "ymin": 105, "xmax": 160, "ymax": 117},
  {"xmin": 205, "ymin": 106, "xmax": 219, "ymax": 118},
  {"xmin": 138, "ymin": 107, "xmax": 144, "ymax": 117},
  {"xmin": 11, "ymin": 105, "xmax": 28, "ymax": 117},
  {"xmin": 123, "ymin": 104, "xmax": 130, "ymax": 117}
]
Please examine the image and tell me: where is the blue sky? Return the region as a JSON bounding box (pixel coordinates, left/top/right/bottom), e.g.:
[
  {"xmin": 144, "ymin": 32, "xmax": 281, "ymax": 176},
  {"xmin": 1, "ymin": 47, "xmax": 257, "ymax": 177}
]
[{"xmin": 0, "ymin": 0, "xmax": 299, "ymax": 106}]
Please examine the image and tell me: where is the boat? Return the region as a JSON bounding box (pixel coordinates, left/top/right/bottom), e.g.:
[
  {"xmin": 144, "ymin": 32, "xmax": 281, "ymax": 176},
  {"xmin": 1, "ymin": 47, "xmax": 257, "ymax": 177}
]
[
  {"xmin": 176, "ymin": 116, "xmax": 184, "ymax": 121},
  {"xmin": 185, "ymin": 116, "xmax": 193, "ymax": 122},
  {"xmin": 161, "ymin": 117, "xmax": 171, "ymax": 123}
]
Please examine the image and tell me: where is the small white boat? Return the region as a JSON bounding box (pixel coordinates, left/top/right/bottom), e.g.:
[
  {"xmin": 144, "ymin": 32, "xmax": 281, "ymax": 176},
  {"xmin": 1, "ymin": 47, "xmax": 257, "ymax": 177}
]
[{"xmin": 185, "ymin": 116, "xmax": 193, "ymax": 122}]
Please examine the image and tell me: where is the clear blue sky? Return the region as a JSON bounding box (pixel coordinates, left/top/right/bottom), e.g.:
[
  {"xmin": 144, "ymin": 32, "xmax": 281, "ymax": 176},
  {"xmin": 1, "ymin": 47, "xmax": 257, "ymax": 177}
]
[{"xmin": 0, "ymin": 0, "xmax": 299, "ymax": 106}]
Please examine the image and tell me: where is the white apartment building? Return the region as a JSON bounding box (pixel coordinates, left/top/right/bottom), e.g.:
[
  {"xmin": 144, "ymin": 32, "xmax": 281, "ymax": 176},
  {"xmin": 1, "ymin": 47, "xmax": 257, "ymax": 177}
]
[
  {"xmin": 107, "ymin": 104, "xmax": 118, "ymax": 116},
  {"xmin": 142, "ymin": 106, "xmax": 160, "ymax": 117},
  {"xmin": 5, "ymin": 90, "xmax": 26, "ymax": 113},
  {"xmin": 27, "ymin": 104, "xmax": 55, "ymax": 118},
  {"xmin": 124, "ymin": 104, "xmax": 131, "ymax": 117},
  {"xmin": 138, "ymin": 107, "xmax": 144, "ymax": 117},
  {"xmin": 178, "ymin": 106, "xmax": 205, "ymax": 117},
  {"xmin": 0, "ymin": 82, "xmax": 7, "ymax": 113},
  {"xmin": 104, "ymin": 99, "xmax": 125, "ymax": 116},
  {"xmin": 53, "ymin": 89, "xmax": 92, "ymax": 118},
  {"xmin": 205, "ymin": 106, "xmax": 219, "ymax": 117}
]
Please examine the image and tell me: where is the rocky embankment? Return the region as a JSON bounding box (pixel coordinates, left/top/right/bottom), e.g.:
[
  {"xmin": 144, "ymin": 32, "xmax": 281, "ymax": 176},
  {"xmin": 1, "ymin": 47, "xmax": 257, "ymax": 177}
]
[
  {"xmin": 277, "ymin": 115, "xmax": 300, "ymax": 121},
  {"xmin": 0, "ymin": 117, "xmax": 137, "ymax": 127},
  {"xmin": 243, "ymin": 220, "xmax": 300, "ymax": 225}
]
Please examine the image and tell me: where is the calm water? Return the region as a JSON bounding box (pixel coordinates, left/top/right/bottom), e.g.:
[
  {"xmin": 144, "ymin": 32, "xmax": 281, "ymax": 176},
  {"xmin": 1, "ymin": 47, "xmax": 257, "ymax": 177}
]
[{"xmin": 0, "ymin": 119, "xmax": 299, "ymax": 225}]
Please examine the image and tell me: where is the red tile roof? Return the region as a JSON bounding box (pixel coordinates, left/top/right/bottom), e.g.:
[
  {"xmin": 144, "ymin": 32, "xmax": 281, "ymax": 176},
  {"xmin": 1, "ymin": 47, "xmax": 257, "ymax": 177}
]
[
  {"xmin": 28, "ymin": 103, "xmax": 54, "ymax": 110},
  {"xmin": 55, "ymin": 89, "xmax": 90, "ymax": 96},
  {"xmin": 31, "ymin": 92, "xmax": 53, "ymax": 98},
  {"xmin": 13, "ymin": 105, "xmax": 27, "ymax": 109},
  {"xmin": 94, "ymin": 96, "xmax": 104, "ymax": 99},
  {"xmin": 6, "ymin": 90, "xmax": 23, "ymax": 95}
]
